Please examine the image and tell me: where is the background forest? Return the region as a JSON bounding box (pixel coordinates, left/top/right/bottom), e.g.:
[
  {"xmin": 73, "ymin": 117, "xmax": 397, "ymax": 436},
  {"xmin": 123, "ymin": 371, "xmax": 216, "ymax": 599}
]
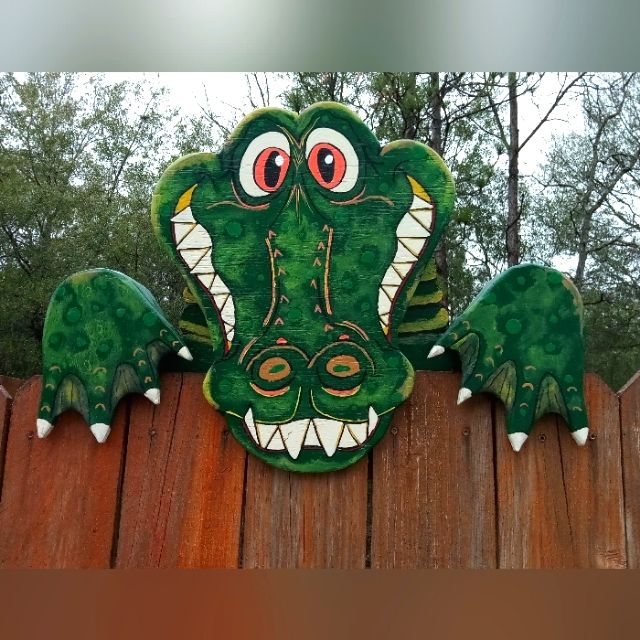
[{"xmin": 0, "ymin": 72, "xmax": 638, "ymax": 390}]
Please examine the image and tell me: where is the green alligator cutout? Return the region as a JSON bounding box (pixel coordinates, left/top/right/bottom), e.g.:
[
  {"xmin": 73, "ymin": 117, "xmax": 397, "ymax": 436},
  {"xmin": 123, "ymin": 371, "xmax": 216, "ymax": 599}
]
[{"xmin": 37, "ymin": 102, "xmax": 588, "ymax": 472}]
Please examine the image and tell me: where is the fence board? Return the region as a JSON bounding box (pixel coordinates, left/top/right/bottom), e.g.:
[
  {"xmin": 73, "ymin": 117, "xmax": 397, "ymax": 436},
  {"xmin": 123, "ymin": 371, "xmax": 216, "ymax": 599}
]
[
  {"xmin": 115, "ymin": 373, "xmax": 246, "ymax": 568},
  {"xmin": 0, "ymin": 376, "xmax": 23, "ymax": 398},
  {"xmin": 496, "ymin": 374, "xmax": 626, "ymax": 568},
  {"xmin": 0, "ymin": 377, "xmax": 128, "ymax": 568},
  {"xmin": 370, "ymin": 371, "xmax": 497, "ymax": 568},
  {"xmin": 620, "ymin": 372, "xmax": 640, "ymax": 568},
  {"xmin": 0, "ymin": 386, "xmax": 11, "ymax": 501},
  {"xmin": 242, "ymin": 455, "xmax": 368, "ymax": 568}
]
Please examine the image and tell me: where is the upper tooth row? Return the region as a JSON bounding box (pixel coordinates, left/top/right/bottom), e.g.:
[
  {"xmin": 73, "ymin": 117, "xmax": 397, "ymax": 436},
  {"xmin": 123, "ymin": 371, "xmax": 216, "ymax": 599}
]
[
  {"xmin": 378, "ymin": 193, "xmax": 434, "ymax": 333},
  {"xmin": 172, "ymin": 205, "xmax": 236, "ymax": 342},
  {"xmin": 243, "ymin": 407, "xmax": 379, "ymax": 459}
]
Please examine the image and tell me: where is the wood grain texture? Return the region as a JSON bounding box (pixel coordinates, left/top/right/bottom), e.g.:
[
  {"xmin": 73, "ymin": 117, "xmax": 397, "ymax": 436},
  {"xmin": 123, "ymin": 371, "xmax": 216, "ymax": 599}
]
[
  {"xmin": 114, "ymin": 373, "xmax": 246, "ymax": 568},
  {"xmin": 0, "ymin": 376, "xmax": 24, "ymax": 398},
  {"xmin": 0, "ymin": 377, "xmax": 128, "ymax": 568},
  {"xmin": 370, "ymin": 371, "xmax": 497, "ymax": 568},
  {"xmin": 620, "ymin": 371, "xmax": 640, "ymax": 568},
  {"xmin": 496, "ymin": 373, "xmax": 626, "ymax": 568},
  {"xmin": 242, "ymin": 454, "xmax": 368, "ymax": 568},
  {"xmin": 0, "ymin": 386, "xmax": 11, "ymax": 501}
]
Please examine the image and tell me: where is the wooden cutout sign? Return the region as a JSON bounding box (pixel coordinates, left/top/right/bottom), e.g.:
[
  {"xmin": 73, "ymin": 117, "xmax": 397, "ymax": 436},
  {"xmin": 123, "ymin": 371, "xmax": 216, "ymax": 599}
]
[{"xmin": 37, "ymin": 102, "xmax": 588, "ymax": 472}]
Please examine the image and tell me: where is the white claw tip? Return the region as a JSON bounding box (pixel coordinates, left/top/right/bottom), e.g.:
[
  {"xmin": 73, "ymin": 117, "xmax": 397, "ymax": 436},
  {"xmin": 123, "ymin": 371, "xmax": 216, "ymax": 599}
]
[
  {"xmin": 508, "ymin": 432, "xmax": 528, "ymax": 452},
  {"xmin": 36, "ymin": 419, "xmax": 54, "ymax": 439},
  {"xmin": 457, "ymin": 387, "xmax": 472, "ymax": 405},
  {"xmin": 427, "ymin": 345, "xmax": 445, "ymax": 359},
  {"xmin": 177, "ymin": 346, "xmax": 193, "ymax": 361},
  {"xmin": 90, "ymin": 423, "xmax": 111, "ymax": 443},
  {"xmin": 144, "ymin": 388, "xmax": 161, "ymax": 405},
  {"xmin": 571, "ymin": 427, "xmax": 589, "ymax": 446}
]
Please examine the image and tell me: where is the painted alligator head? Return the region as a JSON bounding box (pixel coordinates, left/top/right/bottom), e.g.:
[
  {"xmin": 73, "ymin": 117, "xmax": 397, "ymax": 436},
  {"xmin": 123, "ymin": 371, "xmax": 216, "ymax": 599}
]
[{"xmin": 152, "ymin": 102, "xmax": 455, "ymax": 471}]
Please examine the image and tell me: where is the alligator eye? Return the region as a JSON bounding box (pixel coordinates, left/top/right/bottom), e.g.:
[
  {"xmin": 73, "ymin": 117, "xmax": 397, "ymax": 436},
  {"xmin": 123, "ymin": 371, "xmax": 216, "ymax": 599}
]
[
  {"xmin": 239, "ymin": 131, "xmax": 291, "ymax": 197},
  {"xmin": 305, "ymin": 127, "xmax": 358, "ymax": 192}
]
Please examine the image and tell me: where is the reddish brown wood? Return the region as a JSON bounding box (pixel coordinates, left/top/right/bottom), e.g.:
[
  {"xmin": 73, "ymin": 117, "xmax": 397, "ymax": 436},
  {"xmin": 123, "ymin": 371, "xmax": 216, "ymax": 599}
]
[
  {"xmin": 370, "ymin": 371, "xmax": 497, "ymax": 568},
  {"xmin": 115, "ymin": 373, "xmax": 246, "ymax": 568},
  {"xmin": 0, "ymin": 377, "xmax": 128, "ymax": 568},
  {"xmin": 0, "ymin": 376, "xmax": 24, "ymax": 398},
  {"xmin": 242, "ymin": 455, "xmax": 368, "ymax": 568},
  {"xmin": 620, "ymin": 371, "xmax": 640, "ymax": 568},
  {"xmin": 0, "ymin": 386, "xmax": 11, "ymax": 501},
  {"xmin": 496, "ymin": 373, "xmax": 626, "ymax": 568}
]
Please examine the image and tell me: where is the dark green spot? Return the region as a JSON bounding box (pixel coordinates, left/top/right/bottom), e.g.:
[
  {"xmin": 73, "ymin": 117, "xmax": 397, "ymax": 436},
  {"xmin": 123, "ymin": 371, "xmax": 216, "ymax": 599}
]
[
  {"xmin": 269, "ymin": 363, "xmax": 286, "ymax": 374},
  {"xmin": 287, "ymin": 308, "xmax": 302, "ymax": 323},
  {"xmin": 116, "ymin": 307, "xmax": 127, "ymax": 318},
  {"xmin": 91, "ymin": 301, "xmax": 104, "ymax": 313},
  {"xmin": 505, "ymin": 318, "xmax": 522, "ymax": 335},
  {"xmin": 547, "ymin": 271, "xmax": 563, "ymax": 286},
  {"xmin": 548, "ymin": 314, "xmax": 558, "ymax": 325},
  {"xmin": 65, "ymin": 306, "xmax": 82, "ymax": 324},
  {"xmin": 226, "ymin": 221, "xmax": 243, "ymax": 238},
  {"xmin": 516, "ymin": 276, "xmax": 526, "ymax": 286},
  {"xmin": 142, "ymin": 312, "xmax": 156, "ymax": 328},
  {"xmin": 96, "ymin": 341, "xmax": 112, "ymax": 356},
  {"xmin": 544, "ymin": 342, "xmax": 557, "ymax": 354},
  {"xmin": 360, "ymin": 250, "xmax": 377, "ymax": 267},
  {"xmin": 564, "ymin": 374, "xmax": 574, "ymax": 384},
  {"xmin": 48, "ymin": 332, "xmax": 65, "ymax": 349}
]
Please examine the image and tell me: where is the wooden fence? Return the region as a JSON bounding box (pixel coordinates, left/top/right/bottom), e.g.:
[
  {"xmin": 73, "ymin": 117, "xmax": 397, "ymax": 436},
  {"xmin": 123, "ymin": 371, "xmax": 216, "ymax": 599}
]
[{"xmin": 0, "ymin": 370, "xmax": 638, "ymax": 569}]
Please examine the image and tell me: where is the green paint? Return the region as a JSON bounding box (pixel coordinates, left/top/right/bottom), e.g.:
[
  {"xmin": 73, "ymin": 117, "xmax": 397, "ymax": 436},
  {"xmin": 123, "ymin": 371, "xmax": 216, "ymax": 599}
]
[{"xmin": 39, "ymin": 101, "xmax": 588, "ymax": 467}]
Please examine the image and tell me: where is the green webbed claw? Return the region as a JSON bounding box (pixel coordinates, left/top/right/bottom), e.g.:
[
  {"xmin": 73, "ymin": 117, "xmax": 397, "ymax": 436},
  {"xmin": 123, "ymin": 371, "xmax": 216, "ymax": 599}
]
[
  {"xmin": 38, "ymin": 268, "xmax": 191, "ymax": 442},
  {"xmin": 429, "ymin": 264, "xmax": 589, "ymax": 451}
]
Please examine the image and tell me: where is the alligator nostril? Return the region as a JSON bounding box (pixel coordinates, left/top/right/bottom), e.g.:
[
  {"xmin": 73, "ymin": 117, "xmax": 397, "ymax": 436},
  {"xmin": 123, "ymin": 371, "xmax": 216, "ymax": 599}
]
[
  {"xmin": 276, "ymin": 337, "xmax": 288, "ymax": 345},
  {"xmin": 338, "ymin": 334, "xmax": 350, "ymax": 341},
  {"xmin": 326, "ymin": 354, "xmax": 360, "ymax": 378},
  {"xmin": 258, "ymin": 356, "xmax": 291, "ymax": 383}
]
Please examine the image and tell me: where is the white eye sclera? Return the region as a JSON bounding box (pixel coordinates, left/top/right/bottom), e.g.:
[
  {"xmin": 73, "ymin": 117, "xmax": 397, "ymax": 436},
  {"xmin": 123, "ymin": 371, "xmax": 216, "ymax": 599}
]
[{"xmin": 305, "ymin": 128, "xmax": 359, "ymax": 193}]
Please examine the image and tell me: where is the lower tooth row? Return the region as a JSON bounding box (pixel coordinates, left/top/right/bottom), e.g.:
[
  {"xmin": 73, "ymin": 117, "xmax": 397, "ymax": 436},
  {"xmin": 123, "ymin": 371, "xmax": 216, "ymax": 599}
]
[{"xmin": 243, "ymin": 408, "xmax": 379, "ymax": 459}]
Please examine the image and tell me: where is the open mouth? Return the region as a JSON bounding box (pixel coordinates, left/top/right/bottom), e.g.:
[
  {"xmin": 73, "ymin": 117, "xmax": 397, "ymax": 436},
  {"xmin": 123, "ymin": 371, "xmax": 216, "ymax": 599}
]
[
  {"xmin": 378, "ymin": 178, "xmax": 434, "ymax": 335},
  {"xmin": 242, "ymin": 406, "xmax": 380, "ymax": 459}
]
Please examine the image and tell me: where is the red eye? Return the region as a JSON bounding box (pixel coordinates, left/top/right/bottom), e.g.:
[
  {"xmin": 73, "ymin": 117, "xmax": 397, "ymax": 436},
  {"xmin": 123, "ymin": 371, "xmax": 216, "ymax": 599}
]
[
  {"xmin": 308, "ymin": 143, "xmax": 347, "ymax": 189},
  {"xmin": 253, "ymin": 147, "xmax": 290, "ymax": 192}
]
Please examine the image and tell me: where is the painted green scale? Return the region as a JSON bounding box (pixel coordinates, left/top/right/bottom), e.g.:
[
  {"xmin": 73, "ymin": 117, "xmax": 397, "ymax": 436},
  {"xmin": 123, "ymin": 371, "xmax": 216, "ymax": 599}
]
[{"xmin": 37, "ymin": 102, "xmax": 588, "ymax": 470}]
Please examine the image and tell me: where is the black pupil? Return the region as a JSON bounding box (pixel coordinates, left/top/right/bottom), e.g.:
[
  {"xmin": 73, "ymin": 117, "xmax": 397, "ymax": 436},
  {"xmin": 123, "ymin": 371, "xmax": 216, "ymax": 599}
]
[
  {"xmin": 318, "ymin": 148, "xmax": 335, "ymax": 183},
  {"xmin": 264, "ymin": 150, "xmax": 283, "ymax": 188}
]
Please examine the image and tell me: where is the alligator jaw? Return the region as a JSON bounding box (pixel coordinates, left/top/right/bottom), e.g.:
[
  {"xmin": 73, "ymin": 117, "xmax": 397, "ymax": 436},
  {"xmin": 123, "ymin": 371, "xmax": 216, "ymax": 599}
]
[{"xmin": 243, "ymin": 406, "xmax": 380, "ymax": 460}]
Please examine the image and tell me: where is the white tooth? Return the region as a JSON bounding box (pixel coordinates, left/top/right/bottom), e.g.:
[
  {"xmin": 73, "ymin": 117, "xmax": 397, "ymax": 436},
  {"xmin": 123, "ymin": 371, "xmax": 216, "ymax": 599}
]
[
  {"xmin": 190, "ymin": 250, "xmax": 214, "ymax": 274},
  {"xmin": 256, "ymin": 423, "xmax": 278, "ymax": 448},
  {"xmin": 347, "ymin": 422, "xmax": 368, "ymax": 444},
  {"xmin": 210, "ymin": 274, "xmax": 230, "ymax": 295},
  {"xmin": 174, "ymin": 222, "xmax": 196, "ymax": 244},
  {"xmin": 393, "ymin": 243, "xmax": 418, "ymax": 263},
  {"xmin": 226, "ymin": 326, "xmax": 235, "ymax": 342},
  {"xmin": 197, "ymin": 272, "xmax": 215, "ymax": 289},
  {"xmin": 171, "ymin": 207, "xmax": 196, "ymax": 223},
  {"xmin": 313, "ymin": 418, "xmax": 344, "ymax": 457},
  {"xmin": 382, "ymin": 284, "xmax": 399, "ymax": 301},
  {"xmin": 392, "ymin": 262, "xmax": 413, "ymax": 278},
  {"xmin": 304, "ymin": 424, "xmax": 321, "ymax": 446},
  {"xmin": 36, "ymin": 418, "xmax": 54, "ymax": 439},
  {"xmin": 368, "ymin": 407, "xmax": 379, "ymax": 435},
  {"xmin": 410, "ymin": 194, "xmax": 433, "ymax": 210},
  {"xmin": 244, "ymin": 408, "xmax": 258, "ymax": 444},
  {"xmin": 177, "ymin": 225, "xmax": 212, "ymax": 250},
  {"xmin": 177, "ymin": 346, "xmax": 193, "ymax": 361},
  {"xmin": 396, "ymin": 212, "xmax": 430, "ymax": 238},
  {"xmin": 90, "ymin": 422, "xmax": 111, "ymax": 443},
  {"xmin": 398, "ymin": 237, "xmax": 427, "ymax": 256},
  {"xmin": 221, "ymin": 297, "xmax": 235, "ymax": 325},
  {"xmin": 508, "ymin": 432, "xmax": 528, "ymax": 452},
  {"xmin": 381, "ymin": 267, "xmax": 403, "ymax": 286},
  {"xmin": 180, "ymin": 247, "xmax": 209, "ymax": 269},
  {"xmin": 267, "ymin": 430, "xmax": 285, "ymax": 450},
  {"xmin": 571, "ymin": 427, "xmax": 589, "ymax": 446},
  {"xmin": 339, "ymin": 427, "xmax": 358, "ymax": 448},
  {"xmin": 279, "ymin": 419, "xmax": 310, "ymax": 459},
  {"xmin": 378, "ymin": 288, "xmax": 391, "ymax": 315},
  {"xmin": 144, "ymin": 388, "xmax": 161, "ymax": 405},
  {"xmin": 410, "ymin": 208, "xmax": 433, "ymax": 232},
  {"xmin": 457, "ymin": 387, "xmax": 472, "ymax": 405},
  {"xmin": 214, "ymin": 293, "xmax": 230, "ymax": 311},
  {"xmin": 427, "ymin": 345, "xmax": 445, "ymax": 359}
]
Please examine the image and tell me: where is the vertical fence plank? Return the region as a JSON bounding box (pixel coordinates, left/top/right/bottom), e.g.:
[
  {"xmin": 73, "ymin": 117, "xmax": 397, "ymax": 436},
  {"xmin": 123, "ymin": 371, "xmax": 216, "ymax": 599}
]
[
  {"xmin": 242, "ymin": 456, "xmax": 368, "ymax": 568},
  {"xmin": 0, "ymin": 377, "xmax": 128, "ymax": 568},
  {"xmin": 0, "ymin": 386, "xmax": 11, "ymax": 501},
  {"xmin": 370, "ymin": 371, "xmax": 497, "ymax": 568},
  {"xmin": 0, "ymin": 376, "xmax": 24, "ymax": 398},
  {"xmin": 115, "ymin": 373, "xmax": 246, "ymax": 568},
  {"xmin": 497, "ymin": 373, "xmax": 626, "ymax": 568},
  {"xmin": 620, "ymin": 372, "xmax": 640, "ymax": 568}
]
